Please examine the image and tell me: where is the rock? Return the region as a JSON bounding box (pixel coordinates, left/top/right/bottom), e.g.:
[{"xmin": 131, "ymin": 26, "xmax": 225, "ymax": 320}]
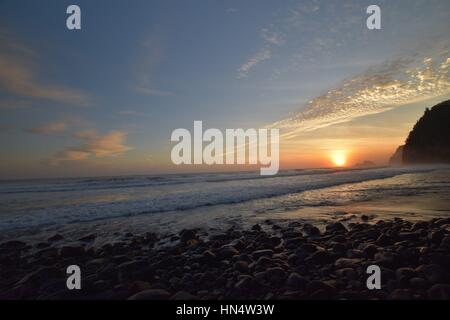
[
  {"xmin": 375, "ymin": 234, "xmax": 392, "ymax": 246},
  {"xmin": 112, "ymin": 255, "xmax": 131, "ymax": 264},
  {"xmin": 306, "ymin": 250, "xmax": 334, "ymax": 264},
  {"xmin": 415, "ymin": 264, "xmax": 444, "ymax": 283},
  {"xmin": 86, "ymin": 258, "xmax": 107, "ymax": 268},
  {"xmin": 118, "ymin": 260, "xmax": 147, "ymax": 272},
  {"xmin": 284, "ymin": 237, "xmax": 304, "ymax": 247},
  {"xmin": 128, "ymin": 281, "xmax": 152, "ymax": 294},
  {"xmin": 306, "ymin": 281, "xmax": 336, "ymax": 297},
  {"xmin": 252, "ymin": 249, "xmax": 273, "ymax": 259},
  {"xmin": 35, "ymin": 247, "xmax": 58, "ymax": 260},
  {"xmin": 268, "ymin": 236, "xmax": 281, "ymax": 246},
  {"xmin": 428, "ymin": 230, "xmax": 445, "ymax": 244},
  {"xmin": 398, "ymin": 232, "xmax": 420, "ymax": 241},
  {"xmin": 441, "ymin": 235, "xmax": 450, "ymax": 248},
  {"xmin": 288, "ymin": 221, "xmax": 302, "ymax": 228},
  {"xmin": 362, "ymin": 244, "xmax": 379, "ymax": 258},
  {"xmin": 433, "ymin": 218, "xmax": 450, "ymax": 226},
  {"xmin": 411, "ymin": 221, "xmax": 428, "ymax": 231},
  {"xmin": 427, "ymin": 284, "xmax": 450, "ymax": 300},
  {"xmin": 93, "ymin": 280, "xmax": 110, "ymax": 291},
  {"xmin": 59, "ymin": 245, "xmax": 85, "ymax": 258},
  {"xmin": 144, "ymin": 232, "xmax": 158, "ymax": 243},
  {"xmin": 286, "ymin": 273, "xmax": 308, "ymax": 290},
  {"xmin": 118, "ymin": 260, "xmax": 149, "ymax": 279},
  {"xmin": 78, "ymin": 234, "xmax": 96, "ymax": 242},
  {"xmin": 252, "ymin": 256, "xmax": 274, "ymax": 268},
  {"xmin": 326, "ymin": 222, "xmax": 348, "ymax": 233},
  {"xmin": 36, "ymin": 242, "xmax": 50, "ymax": 249},
  {"xmin": 217, "ymin": 245, "xmax": 239, "ymax": 259},
  {"xmin": 303, "ymin": 225, "xmax": 321, "ymax": 237},
  {"xmin": 330, "ymin": 235, "xmax": 346, "ymax": 243},
  {"xmin": 264, "ymin": 267, "xmax": 286, "ymax": 282},
  {"xmin": 128, "ymin": 289, "xmax": 170, "ymax": 300},
  {"xmin": 395, "ymin": 267, "xmax": 416, "ymax": 281},
  {"xmin": 201, "ymin": 250, "xmax": 217, "ymax": 262},
  {"xmin": 336, "ymin": 268, "xmax": 358, "ymax": 280},
  {"xmin": 0, "ymin": 240, "xmax": 27, "ymax": 250},
  {"xmin": 361, "ymin": 215, "xmax": 369, "ymax": 222},
  {"xmin": 409, "ymin": 277, "xmax": 428, "ymax": 290},
  {"xmin": 48, "ymin": 234, "xmax": 64, "ymax": 242},
  {"xmin": 332, "ymin": 243, "xmax": 347, "ymax": 253},
  {"xmin": 16, "ymin": 266, "xmax": 60, "ymax": 287},
  {"xmin": 234, "ymin": 260, "xmax": 249, "ymax": 273},
  {"xmin": 300, "ymin": 243, "xmax": 319, "ymax": 253},
  {"xmin": 334, "ymin": 258, "xmax": 360, "ymax": 269},
  {"xmin": 179, "ymin": 229, "xmax": 197, "ymax": 242},
  {"xmin": 171, "ymin": 291, "xmax": 199, "ymax": 300},
  {"xmin": 374, "ymin": 251, "xmax": 399, "ymax": 267},
  {"xmin": 389, "ymin": 289, "xmax": 412, "ymax": 300},
  {"xmin": 234, "ymin": 276, "xmax": 253, "ymax": 291},
  {"xmin": 282, "ymin": 230, "xmax": 303, "ymax": 239},
  {"xmin": 251, "ymin": 224, "xmax": 262, "ymax": 231}
]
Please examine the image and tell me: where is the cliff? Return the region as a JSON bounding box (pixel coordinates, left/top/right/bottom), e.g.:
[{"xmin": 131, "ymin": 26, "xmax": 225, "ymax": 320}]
[
  {"xmin": 401, "ymin": 100, "xmax": 450, "ymax": 164},
  {"xmin": 389, "ymin": 145, "xmax": 404, "ymax": 166}
]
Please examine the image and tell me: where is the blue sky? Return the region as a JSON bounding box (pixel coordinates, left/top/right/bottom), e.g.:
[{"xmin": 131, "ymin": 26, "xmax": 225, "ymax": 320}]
[{"xmin": 0, "ymin": 0, "xmax": 449, "ymax": 178}]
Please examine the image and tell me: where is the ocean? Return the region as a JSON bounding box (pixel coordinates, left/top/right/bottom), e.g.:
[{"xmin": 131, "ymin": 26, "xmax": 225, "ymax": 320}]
[{"xmin": 1, "ymin": 165, "xmax": 449, "ymax": 243}]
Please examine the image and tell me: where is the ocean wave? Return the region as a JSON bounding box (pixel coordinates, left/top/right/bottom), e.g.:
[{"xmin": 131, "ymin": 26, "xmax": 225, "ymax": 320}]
[{"xmin": 0, "ymin": 166, "xmax": 442, "ymax": 231}]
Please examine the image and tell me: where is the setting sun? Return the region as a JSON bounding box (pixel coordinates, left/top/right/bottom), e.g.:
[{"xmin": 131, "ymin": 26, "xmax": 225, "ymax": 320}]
[{"xmin": 331, "ymin": 150, "xmax": 347, "ymax": 167}]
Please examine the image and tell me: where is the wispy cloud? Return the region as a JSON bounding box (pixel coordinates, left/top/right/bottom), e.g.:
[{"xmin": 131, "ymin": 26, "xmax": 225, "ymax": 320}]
[
  {"xmin": 27, "ymin": 121, "xmax": 67, "ymax": 134},
  {"xmin": 133, "ymin": 36, "xmax": 174, "ymax": 97},
  {"xmin": 237, "ymin": 49, "xmax": 272, "ymax": 79},
  {"xmin": 226, "ymin": 8, "xmax": 238, "ymax": 14},
  {"xmin": 117, "ymin": 110, "xmax": 149, "ymax": 116},
  {"xmin": 269, "ymin": 52, "xmax": 450, "ymax": 139},
  {"xmin": 50, "ymin": 130, "xmax": 133, "ymax": 164},
  {"xmin": 0, "ymin": 30, "xmax": 91, "ymax": 106},
  {"xmin": 134, "ymin": 86, "xmax": 174, "ymax": 97},
  {"xmin": 261, "ymin": 28, "xmax": 284, "ymax": 46},
  {"xmin": 73, "ymin": 129, "xmax": 98, "ymax": 139},
  {"xmin": 0, "ymin": 99, "xmax": 32, "ymax": 110}
]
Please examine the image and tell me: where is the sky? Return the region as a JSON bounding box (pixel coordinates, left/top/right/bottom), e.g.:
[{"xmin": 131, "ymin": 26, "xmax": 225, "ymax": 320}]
[{"xmin": 0, "ymin": 0, "xmax": 449, "ymax": 179}]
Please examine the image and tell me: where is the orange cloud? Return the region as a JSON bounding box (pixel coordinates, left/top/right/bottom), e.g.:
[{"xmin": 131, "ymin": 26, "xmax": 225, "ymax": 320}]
[
  {"xmin": 50, "ymin": 130, "xmax": 133, "ymax": 165},
  {"xmin": 0, "ymin": 30, "xmax": 90, "ymax": 106},
  {"xmin": 85, "ymin": 131, "xmax": 133, "ymax": 157}
]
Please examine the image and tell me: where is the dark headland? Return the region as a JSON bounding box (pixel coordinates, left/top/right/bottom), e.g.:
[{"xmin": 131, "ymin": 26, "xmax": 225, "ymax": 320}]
[{"xmin": 390, "ymin": 99, "xmax": 450, "ymax": 165}]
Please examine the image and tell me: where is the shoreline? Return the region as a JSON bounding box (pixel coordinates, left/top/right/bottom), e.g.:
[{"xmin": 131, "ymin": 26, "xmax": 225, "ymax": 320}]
[{"xmin": 1, "ymin": 216, "xmax": 449, "ymax": 300}]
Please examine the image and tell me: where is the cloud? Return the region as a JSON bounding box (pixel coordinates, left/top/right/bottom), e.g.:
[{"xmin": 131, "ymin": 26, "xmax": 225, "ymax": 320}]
[
  {"xmin": 134, "ymin": 86, "xmax": 174, "ymax": 97},
  {"xmin": 50, "ymin": 130, "xmax": 133, "ymax": 164},
  {"xmin": 261, "ymin": 28, "xmax": 284, "ymax": 46},
  {"xmin": 0, "ymin": 99, "xmax": 32, "ymax": 110},
  {"xmin": 82, "ymin": 131, "xmax": 133, "ymax": 157},
  {"xmin": 0, "ymin": 29, "xmax": 90, "ymax": 106},
  {"xmin": 27, "ymin": 121, "xmax": 67, "ymax": 134},
  {"xmin": 236, "ymin": 23, "xmax": 284, "ymax": 79},
  {"xmin": 73, "ymin": 129, "xmax": 98, "ymax": 139},
  {"xmin": 269, "ymin": 52, "xmax": 450, "ymax": 139},
  {"xmin": 117, "ymin": 110, "xmax": 148, "ymax": 116},
  {"xmin": 237, "ymin": 49, "xmax": 272, "ymax": 79},
  {"xmin": 132, "ymin": 36, "xmax": 175, "ymax": 97},
  {"xmin": 53, "ymin": 150, "xmax": 90, "ymax": 162}
]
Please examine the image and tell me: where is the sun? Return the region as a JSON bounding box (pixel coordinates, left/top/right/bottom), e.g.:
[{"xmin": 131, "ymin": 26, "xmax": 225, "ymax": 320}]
[{"xmin": 331, "ymin": 150, "xmax": 347, "ymax": 167}]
